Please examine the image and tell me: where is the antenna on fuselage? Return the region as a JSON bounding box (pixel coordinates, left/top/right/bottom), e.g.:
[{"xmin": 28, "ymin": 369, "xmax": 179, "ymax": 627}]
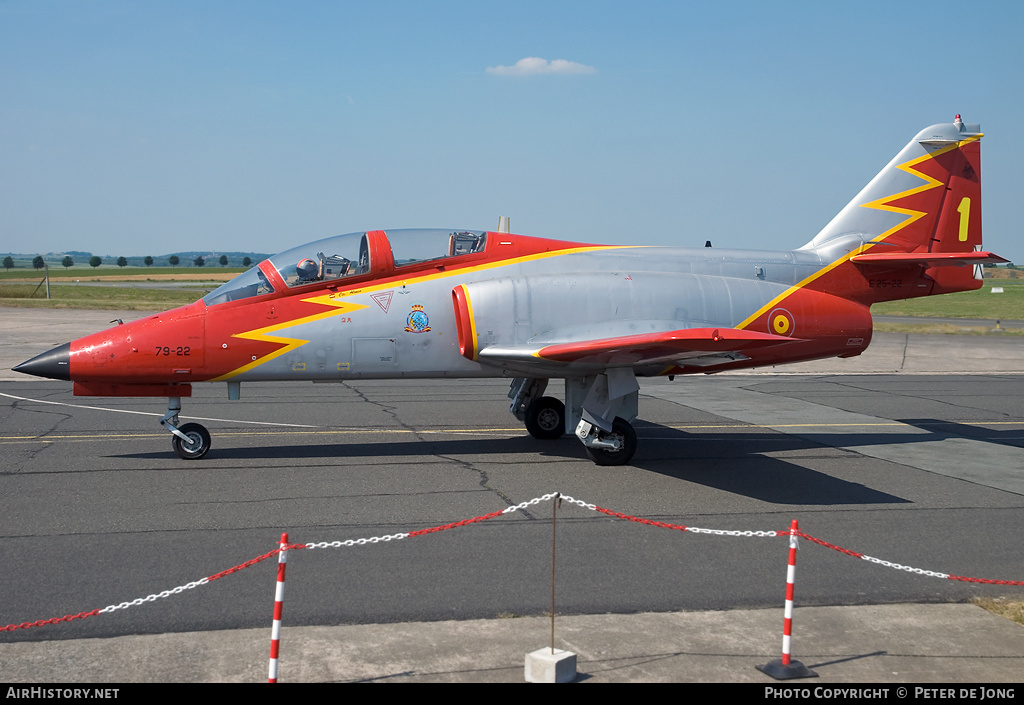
[{"xmin": 498, "ymin": 216, "xmax": 510, "ymax": 233}]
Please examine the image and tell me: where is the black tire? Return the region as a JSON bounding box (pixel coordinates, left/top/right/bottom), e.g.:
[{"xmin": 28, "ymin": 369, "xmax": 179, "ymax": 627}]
[
  {"xmin": 585, "ymin": 417, "xmax": 637, "ymax": 466},
  {"xmin": 525, "ymin": 396, "xmax": 565, "ymax": 440},
  {"xmin": 172, "ymin": 423, "xmax": 212, "ymax": 460}
]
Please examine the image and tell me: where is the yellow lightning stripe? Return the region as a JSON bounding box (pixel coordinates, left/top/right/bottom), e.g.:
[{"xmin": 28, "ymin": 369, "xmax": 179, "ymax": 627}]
[
  {"xmin": 343, "ymin": 244, "xmax": 633, "ymax": 299},
  {"xmin": 212, "ymin": 294, "xmax": 369, "ymax": 381},
  {"xmin": 213, "ymin": 244, "xmax": 627, "ymax": 379},
  {"xmin": 854, "ymin": 140, "xmax": 958, "ymax": 239},
  {"xmin": 736, "ymin": 135, "xmax": 981, "ymax": 330}
]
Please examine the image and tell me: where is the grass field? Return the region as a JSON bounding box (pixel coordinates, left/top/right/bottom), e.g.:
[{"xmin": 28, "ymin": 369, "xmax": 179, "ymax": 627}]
[
  {"xmin": 973, "ymin": 597, "xmax": 1024, "ymax": 627},
  {"xmin": 0, "ymin": 266, "xmax": 237, "ymax": 310},
  {"xmin": 871, "ymin": 279, "xmax": 1023, "ymax": 320},
  {"xmin": 0, "ymin": 283, "xmax": 213, "ymax": 310}
]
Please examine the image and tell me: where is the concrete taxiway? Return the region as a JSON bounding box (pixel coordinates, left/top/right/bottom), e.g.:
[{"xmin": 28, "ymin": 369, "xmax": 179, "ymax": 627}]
[
  {"xmin": 2, "ymin": 307, "xmax": 1024, "ymax": 683},
  {"xmin": 4, "ymin": 604, "xmax": 1024, "ymax": 683}
]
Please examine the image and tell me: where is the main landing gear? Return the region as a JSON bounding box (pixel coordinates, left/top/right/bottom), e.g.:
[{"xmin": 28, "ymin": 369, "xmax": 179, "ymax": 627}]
[
  {"xmin": 576, "ymin": 416, "xmax": 638, "ymax": 466},
  {"xmin": 161, "ymin": 396, "xmax": 212, "ymax": 460},
  {"xmin": 509, "ymin": 378, "xmax": 566, "ymax": 440},
  {"xmin": 525, "ymin": 396, "xmax": 566, "ymax": 440},
  {"xmin": 508, "ymin": 373, "xmax": 640, "ymax": 466}
]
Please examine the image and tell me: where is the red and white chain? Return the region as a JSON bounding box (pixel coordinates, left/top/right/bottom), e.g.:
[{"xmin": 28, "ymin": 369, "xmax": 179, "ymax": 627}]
[
  {"xmin": 303, "ymin": 533, "xmax": 410, "ymax": 550},
  {"xmin": 7, "ymin": 491, "xmax": 1024, "ymax": 633},
  {"xmin": 98, "ymin": 579, "xmax": 210, "ymax": 614},
  {"xmin": 858, "ymin": 555, "xmax": 950, "ymax": 579},
  {"xmin": 686, "ymin": 528, "xmax": 779, "ymax": 537}
]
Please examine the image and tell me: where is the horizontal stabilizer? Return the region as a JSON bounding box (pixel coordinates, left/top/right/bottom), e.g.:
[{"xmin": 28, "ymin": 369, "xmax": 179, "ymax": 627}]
[
  {"xmin": 851, "ymin": 251, "xmax": 1008, "ymax": 267},
  {"xmin": 477, "ymin": 327, "xmax": 801, "ymax": 369}
]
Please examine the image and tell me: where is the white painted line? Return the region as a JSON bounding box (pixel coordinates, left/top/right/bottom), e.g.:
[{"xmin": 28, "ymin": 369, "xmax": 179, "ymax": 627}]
[{"xmin": 0, "ymin": 392, "xmax": 319, "ymax": 428}]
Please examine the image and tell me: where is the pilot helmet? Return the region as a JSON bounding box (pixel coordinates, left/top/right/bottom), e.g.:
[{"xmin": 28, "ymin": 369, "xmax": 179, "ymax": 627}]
[{"xmin": 296, "ymin": 258, "xmax": 318, "ymax": 280}]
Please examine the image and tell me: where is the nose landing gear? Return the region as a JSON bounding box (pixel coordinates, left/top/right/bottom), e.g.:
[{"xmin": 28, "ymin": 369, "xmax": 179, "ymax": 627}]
[{"xmin": 161, "ymin": 396, "xmax": 212, "ymax": 460}]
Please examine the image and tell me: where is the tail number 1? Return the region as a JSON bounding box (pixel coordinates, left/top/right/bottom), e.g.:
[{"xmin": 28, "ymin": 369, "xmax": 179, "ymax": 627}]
[{"xmin": 957, "ymin": 197, "xmax": 971, "ymax": 242}]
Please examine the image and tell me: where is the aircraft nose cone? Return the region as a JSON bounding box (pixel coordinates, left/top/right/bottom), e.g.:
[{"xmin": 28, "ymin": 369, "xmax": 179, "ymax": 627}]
[{"xmin": 13, "ymin": 342, "xmax": 71, "ymax": 381}]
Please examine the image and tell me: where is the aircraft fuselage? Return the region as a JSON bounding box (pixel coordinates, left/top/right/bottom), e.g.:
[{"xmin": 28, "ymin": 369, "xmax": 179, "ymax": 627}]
[{"xmin": 59, "ymin": 236, "xmax": 873, "ymax": 392}]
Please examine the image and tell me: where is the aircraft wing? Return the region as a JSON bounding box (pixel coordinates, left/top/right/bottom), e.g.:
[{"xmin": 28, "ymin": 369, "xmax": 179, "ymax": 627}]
[{"xmin": 474, "ymin": 327, "xmax": 801, "ymax": 370}]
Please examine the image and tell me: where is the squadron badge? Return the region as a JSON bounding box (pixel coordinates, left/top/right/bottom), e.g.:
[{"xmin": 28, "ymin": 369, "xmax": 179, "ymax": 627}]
[{"xmin": 404, "ymin": 304, "xmax": 431, "ymax": 333}]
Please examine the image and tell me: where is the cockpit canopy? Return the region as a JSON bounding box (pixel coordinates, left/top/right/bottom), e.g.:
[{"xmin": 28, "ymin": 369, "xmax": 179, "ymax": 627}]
[{"xmin": 203, "ymin": 229, "xmax": 487, "ymax": 307}]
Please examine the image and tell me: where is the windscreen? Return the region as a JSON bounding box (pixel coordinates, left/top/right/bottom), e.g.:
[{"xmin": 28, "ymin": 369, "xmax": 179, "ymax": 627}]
[
  {"xmin": 202, "ymin": 266, "xmax": 275, "ymax": 306},
  {"xmin": 203, "ymin": 231, "xmax": 369, "ymax": 306}
]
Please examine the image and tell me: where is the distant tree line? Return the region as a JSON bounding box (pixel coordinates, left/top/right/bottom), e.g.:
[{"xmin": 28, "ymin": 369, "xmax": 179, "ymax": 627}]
[{"xmin": 2, "ymin": 252, "xmax": 266, "ymax": 269}]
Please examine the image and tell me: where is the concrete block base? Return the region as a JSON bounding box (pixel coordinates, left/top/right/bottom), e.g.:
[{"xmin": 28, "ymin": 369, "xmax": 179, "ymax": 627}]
[{"xmin": 525, "ymin": 647, "xmax": 577, "ymax": 683}]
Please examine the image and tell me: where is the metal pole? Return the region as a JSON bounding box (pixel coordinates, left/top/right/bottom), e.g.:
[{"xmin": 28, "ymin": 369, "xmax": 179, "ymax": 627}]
[
  {"xmin": 551, "ymin": 492, "xmax": 560, "ymax": 654},
  {"xmin": 782, "ymin": 519, "xmax": 798, "ymax": 665},
  {"xmin": 268, "ymin": 532, "xmax": 289, "ymax": 683},
  {"xmin": 756, "ymin": 519, "xmax": 817, "ymax": 679}
]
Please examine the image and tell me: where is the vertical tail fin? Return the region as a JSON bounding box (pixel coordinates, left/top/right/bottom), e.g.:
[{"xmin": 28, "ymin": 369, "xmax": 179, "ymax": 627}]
[{"xmin": 802, "ymin": 117, "xmax": 1005, "ymax": 300}]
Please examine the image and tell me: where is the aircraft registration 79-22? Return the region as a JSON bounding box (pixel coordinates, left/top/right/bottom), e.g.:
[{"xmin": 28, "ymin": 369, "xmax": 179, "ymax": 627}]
[{"xmin": 14, "ymin": 117, "xmax": 1006, "ymax": 465}]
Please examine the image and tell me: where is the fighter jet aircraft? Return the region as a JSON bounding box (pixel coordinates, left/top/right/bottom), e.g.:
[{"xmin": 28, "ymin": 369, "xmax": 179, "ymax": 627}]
[{"xmin": 14, "ymin": 117, "xmax": 1005, "ymax": 465}]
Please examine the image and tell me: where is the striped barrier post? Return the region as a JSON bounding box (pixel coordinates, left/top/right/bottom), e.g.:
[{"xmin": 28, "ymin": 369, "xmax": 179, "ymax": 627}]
[
  {"xmin": 268, "ymin": 532, "xmax": 289, "ymax": 683},
  {"xmin": 757, "ymin": 519, "xmax": 817, "ymax": 680}
]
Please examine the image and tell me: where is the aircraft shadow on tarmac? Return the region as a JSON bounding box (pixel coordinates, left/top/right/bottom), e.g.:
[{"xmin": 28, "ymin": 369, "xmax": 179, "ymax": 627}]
[
  {"xmin": 899, "ymin": 418, "xmax": 1024, "ymax": 450},
  {"xmin": 623, "ymin": 423, "xmax": 914, "ymax": 506},
  {"xmin": 114, "ymin": 420, "xmax": 951, "ymax": 506}
]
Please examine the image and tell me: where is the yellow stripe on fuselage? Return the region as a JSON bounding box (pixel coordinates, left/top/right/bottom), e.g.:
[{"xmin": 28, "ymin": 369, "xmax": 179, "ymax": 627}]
[
  {"xmin": 215, "ymin": 244, "xmax": 628, "ymax": 379},
  {"xmin": 343, "ymin": 244, "xmax": 631, "ymax": 298}
]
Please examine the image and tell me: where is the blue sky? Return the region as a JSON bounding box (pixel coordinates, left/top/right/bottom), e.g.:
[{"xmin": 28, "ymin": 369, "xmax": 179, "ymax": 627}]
[{"xmin": 2, "ymin": 0, "xmax": 1022, "ymax": 262}]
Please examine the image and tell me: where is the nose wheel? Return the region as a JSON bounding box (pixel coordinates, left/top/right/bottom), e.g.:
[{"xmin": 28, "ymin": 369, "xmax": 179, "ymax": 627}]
[
  {"xmin": 161, "ymin": 396, "xmax": 212, "ymax": 460},
  {"xmin": 171, "ymin": 423, "xmax": 212, "ymax": 460}
]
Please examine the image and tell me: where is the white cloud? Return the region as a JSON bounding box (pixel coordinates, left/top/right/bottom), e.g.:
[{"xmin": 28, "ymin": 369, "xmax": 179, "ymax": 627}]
[{"xmin": 486, "ymin": 57, "xmax": 597, "ymax": 76}]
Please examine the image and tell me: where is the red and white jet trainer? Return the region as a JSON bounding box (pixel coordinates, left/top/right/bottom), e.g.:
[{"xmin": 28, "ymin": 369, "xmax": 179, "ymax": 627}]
[{"xmin": 15, "ymin": 116, "xmax": 1005, "ymax": 464}]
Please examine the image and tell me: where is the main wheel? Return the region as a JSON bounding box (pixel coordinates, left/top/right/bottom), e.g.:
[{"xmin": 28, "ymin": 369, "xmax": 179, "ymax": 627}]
[
  {"xmin": 525, "ymin": 396, "xmax": 566, "ymax": 440},
  {"xmin": 585, "ymin": 417, "xmax": 637, "ymax": 466},
  {"xmin": 172, "ymin": 423, "xmax": 212, "ymax": 460}
]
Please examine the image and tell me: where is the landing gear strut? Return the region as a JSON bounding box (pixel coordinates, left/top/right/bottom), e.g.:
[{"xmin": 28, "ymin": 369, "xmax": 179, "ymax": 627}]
[
  {"xmin": 161, "ymin": 396, "xmax": 212, "ymax": 460},
  {"xmin": 567, "ymin": 371, "xmax": 640, "ymax": 466}
]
